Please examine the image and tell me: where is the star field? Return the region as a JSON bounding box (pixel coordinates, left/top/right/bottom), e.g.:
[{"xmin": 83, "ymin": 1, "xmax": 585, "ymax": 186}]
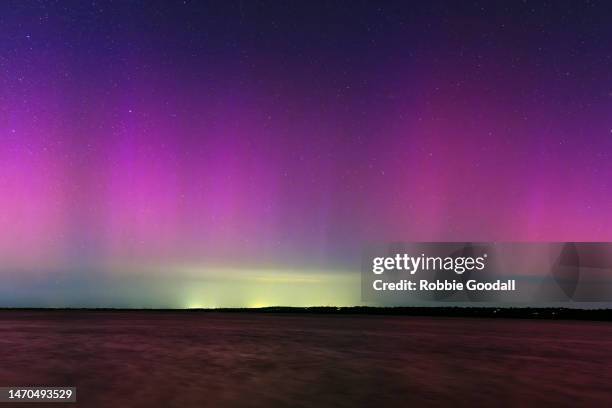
[{"xmin": 1, "ymin": 1, "xmax": 612, "ymax": 306}]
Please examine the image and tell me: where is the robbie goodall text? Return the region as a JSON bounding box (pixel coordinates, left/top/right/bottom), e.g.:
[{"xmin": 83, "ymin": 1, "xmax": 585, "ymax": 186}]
[
  {"xmin": 362, "ymin": 242, "xmax": 612, "ymax": 303},
  {"xmin": 370, "ymin": 252, "xmax": 515, "ymax": 293}
]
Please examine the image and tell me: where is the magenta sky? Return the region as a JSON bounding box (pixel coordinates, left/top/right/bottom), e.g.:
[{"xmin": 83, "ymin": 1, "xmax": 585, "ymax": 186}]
[{"xmin": 1, "ymin": 1, "xmax": 612, "ymax": 307}]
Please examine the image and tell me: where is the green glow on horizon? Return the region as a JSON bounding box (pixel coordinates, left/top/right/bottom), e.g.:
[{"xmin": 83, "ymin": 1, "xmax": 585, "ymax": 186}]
[
  {"xmin": 0, "ymin": 261, "xmax": 363, "ymax": 308},
  {"xmin": 176, "ymin": 266, "xmax": 360, "ymax": 308}
]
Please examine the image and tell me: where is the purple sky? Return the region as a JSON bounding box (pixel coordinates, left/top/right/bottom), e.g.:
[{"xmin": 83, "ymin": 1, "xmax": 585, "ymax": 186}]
[{"xmin": 1, "ymin": 1, "xmax": 612, "ymax": 307}]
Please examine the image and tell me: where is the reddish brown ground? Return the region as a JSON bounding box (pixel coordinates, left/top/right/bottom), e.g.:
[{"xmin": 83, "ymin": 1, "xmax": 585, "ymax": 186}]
[{"xmin": 0, "ymin": 311, "xmax": 611, "ymax": 407}]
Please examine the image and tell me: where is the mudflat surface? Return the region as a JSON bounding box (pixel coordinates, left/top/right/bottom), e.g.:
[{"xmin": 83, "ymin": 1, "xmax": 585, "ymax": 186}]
[{"xmin": 0, "ymin": 311, "xmax": 611, "ymax": 407}]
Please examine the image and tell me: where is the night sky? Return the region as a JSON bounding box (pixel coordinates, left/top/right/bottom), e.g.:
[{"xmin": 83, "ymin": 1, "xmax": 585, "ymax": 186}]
[{"xmin": 2, "ymin": 1, "xmax": 612, "ymax": 307}]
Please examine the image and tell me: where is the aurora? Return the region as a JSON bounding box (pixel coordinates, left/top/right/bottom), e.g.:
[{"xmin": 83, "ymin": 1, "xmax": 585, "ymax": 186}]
[{"xmin": 1, "ymin": 1, "xmax": 612, "ymax": 307}]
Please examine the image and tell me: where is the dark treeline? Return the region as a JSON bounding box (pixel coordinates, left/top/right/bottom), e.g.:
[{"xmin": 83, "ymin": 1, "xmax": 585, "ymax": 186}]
[{"xmin": 1, "ymin": 307, "xmax": 612, "ymax": 321}]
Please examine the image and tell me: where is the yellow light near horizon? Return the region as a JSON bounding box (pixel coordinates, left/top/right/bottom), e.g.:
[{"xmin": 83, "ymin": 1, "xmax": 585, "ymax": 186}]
[
  {"xmin": 248, "ymin": 300, "xmax": 271, "ymax": 308},
  {"xmin": 186, "ymin": 302, "xmax": 205, "ymax": 309},
  {"xmin": 110, "ymin": 262, "xmax": 361, "ymax": 308}
]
